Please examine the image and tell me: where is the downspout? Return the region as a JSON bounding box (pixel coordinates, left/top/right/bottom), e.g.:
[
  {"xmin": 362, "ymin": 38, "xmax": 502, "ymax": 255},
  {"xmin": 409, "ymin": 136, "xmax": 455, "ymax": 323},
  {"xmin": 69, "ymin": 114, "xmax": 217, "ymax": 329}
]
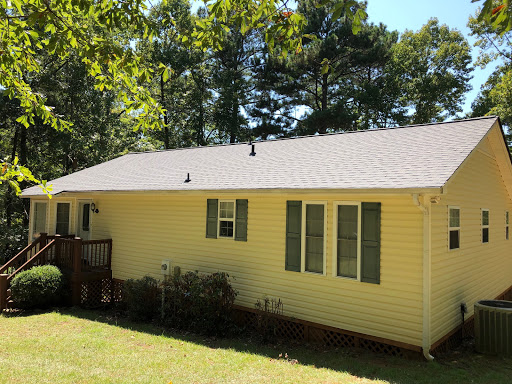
[{"xmin": 412, "ymin": 194, "xmax": 435, "ymax": 362}]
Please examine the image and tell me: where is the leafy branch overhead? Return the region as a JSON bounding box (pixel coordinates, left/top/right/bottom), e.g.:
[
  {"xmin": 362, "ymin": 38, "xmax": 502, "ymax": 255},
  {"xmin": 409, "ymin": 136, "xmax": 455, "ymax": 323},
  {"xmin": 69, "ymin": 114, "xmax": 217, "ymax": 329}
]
[
  {"xmin": 191, "ymin": 0, "xmax": 366, "ymax": 59},
  {"xmin": 473, "ymin": 0, "xmax": 512, "ymax": 35}
]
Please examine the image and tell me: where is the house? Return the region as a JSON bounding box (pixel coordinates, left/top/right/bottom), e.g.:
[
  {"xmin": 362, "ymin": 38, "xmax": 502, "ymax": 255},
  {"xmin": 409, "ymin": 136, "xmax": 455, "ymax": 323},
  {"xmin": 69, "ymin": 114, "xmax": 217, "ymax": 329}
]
[{"xmin": 18, "ymin": 116, "xmax": 512, "ymax": 359}]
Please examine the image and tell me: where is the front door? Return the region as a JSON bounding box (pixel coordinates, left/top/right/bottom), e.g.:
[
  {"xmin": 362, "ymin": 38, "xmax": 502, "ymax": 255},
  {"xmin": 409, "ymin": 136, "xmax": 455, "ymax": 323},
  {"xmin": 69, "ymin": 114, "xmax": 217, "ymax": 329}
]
[{"xmin": 77, "ymin": 201, "xmax": 91, "ymax": 240}]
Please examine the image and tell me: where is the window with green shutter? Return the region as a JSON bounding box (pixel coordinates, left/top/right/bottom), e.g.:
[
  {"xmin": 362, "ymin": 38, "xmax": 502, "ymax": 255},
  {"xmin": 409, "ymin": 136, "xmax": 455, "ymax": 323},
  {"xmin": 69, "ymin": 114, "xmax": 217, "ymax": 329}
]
[
  {"xmin": 333, "ymin": 201, "xmax": 380, "ymax": 284},
  {"xmin": 336, "ymin": 203, "xmax": 360, "ymax": 279},
  {"xmin": 206, "ymin": 199, "xmax": 248, "ymax": 241}
]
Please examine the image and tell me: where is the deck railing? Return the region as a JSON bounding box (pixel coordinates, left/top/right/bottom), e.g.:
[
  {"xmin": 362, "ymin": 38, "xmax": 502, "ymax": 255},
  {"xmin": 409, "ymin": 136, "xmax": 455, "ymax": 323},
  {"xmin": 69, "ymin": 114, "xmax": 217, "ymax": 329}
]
[{"xmin": 0, "ymin": 234, "xmax": 112, "ymax": 310}]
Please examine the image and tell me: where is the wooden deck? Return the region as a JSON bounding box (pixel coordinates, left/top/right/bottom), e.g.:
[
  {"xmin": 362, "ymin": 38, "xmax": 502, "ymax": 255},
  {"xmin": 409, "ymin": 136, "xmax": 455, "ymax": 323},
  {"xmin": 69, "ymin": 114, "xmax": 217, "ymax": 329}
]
[{"xmin": 0, "ymin": 233, "xmax": 113, "ymax": 309}]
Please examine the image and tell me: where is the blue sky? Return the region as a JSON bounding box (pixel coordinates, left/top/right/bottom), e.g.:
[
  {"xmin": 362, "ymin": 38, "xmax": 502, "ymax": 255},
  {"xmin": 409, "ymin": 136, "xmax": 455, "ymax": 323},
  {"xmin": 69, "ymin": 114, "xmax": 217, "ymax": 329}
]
[
  {"xmin": 367, "ymin": 0, "xmax": 497, "ymax": 114},
  {"xmin": 191, "ymin": 0, "xmax": 499, "ymax": 115}
]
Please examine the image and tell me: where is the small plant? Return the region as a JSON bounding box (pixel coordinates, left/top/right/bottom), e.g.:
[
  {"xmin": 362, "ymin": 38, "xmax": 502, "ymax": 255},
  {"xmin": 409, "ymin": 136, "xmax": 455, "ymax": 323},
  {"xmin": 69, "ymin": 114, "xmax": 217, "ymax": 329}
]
[
  {"xmin": 10, "ymin": 265, "xmax": 64, "ymax": 309},
  {"xmin": 255, "ymin": 297, "xmax": 283, "ymax": 341},
  {"xmin": 123, "ymin": 276, "xmax": 161, "ymax": 321},
  {"xmin": 161, "ymin": 271, "xmax": 237, "ymax": 335}
]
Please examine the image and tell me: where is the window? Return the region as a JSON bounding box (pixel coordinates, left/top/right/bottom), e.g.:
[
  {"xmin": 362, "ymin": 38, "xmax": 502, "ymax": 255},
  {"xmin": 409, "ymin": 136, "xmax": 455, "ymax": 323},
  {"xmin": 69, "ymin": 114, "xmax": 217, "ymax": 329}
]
[
  {"xmin": 482, "ymin": 209, "xmax": 489, "ymax": 243},
  {"xmin": 218, "ymin": 200, "xmax": 235, "ymax": 238},
  {"xmin": 506, "ymin": 211, "xmax": 509, "ymax": 240},
  {"xmin": 335, "ymin": 203, "xmax": 360, "ymax": 279},
  {"xmin": 285, "ymin": 200, "xmax": 381, "ymax": 284},
  {"xmin": 56, "ymin": 202, "xmax": 70, "ymax": 235},
  {"xmin": 32, "ymin": 202, "xmax": 47, "ymax": 238},
  {"xmin": 206, "ymin": 199, "xmax": 247, "ymax": 241},
  {"xmin": 448, "ymin": 207, "xmax": 460, "ymax": 250},
  {"xmin": 82, "ymin": 203, "xmax": 90, "ymax": 232},
  {"xmin": 303, "ymin": 203, "xmax": 325, "ymax": 274}
]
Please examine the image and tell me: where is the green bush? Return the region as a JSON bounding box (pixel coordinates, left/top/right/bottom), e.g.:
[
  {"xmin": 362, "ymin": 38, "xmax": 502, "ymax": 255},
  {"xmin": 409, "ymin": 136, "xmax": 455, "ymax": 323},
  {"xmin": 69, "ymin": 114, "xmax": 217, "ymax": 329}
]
[
  {"xmin": 162, "ymin": 271, "xmax": 237, "ymax": 336},
  {"xmin": 10, "ymin": 265, "xmax": 64, "ymax": 309},
  {"xmin": 123, "ymin": 276, "xmax": 161, "ymax": 321}
]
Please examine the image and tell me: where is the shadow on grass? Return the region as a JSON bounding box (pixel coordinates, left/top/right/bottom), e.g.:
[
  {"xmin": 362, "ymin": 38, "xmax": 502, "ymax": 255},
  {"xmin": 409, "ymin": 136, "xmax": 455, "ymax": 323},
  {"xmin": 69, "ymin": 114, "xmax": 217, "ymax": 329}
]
[{"xmin": 7, "ymin": 306, "xmax": 512, "ymax": 384}]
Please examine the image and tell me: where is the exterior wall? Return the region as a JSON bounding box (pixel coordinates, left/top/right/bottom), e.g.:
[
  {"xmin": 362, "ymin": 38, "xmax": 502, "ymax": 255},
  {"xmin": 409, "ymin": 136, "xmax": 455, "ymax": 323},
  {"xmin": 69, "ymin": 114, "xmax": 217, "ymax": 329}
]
[
  {"xmin": 51, "ymin": 191, "xmax": 426, "ymax": 347},
  {"xmin": 430, "ymin": 128, "xmax": 512, "ymax": 344}
]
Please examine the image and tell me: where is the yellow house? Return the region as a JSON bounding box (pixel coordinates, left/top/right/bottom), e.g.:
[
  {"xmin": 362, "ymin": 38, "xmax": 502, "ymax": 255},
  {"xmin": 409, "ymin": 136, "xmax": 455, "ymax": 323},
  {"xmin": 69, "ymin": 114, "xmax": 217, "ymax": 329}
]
[{"xmin": 20, "ymin": 116, "xmax": 512, "ymax": 359}]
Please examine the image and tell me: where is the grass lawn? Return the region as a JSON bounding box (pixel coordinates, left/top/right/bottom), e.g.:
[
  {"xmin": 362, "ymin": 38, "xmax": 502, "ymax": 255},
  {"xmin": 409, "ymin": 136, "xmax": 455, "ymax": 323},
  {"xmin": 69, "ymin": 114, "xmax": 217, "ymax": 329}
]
[{"xmin": 0, "ymin": 308, "xmax": 511, "ymax": 384}]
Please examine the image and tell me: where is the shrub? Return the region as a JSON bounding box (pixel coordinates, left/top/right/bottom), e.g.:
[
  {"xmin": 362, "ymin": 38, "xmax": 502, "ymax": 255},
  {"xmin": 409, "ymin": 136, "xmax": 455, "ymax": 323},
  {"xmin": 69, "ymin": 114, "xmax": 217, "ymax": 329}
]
[
  {"xmin": 161, "ymin": 271, "xmax": 237, "ymax": 336},
  {"xmin": 10, "ymin": 265, "xmax": 64, "ymax": 309},
  {"xmin": 123, "ymin": 276, "xmax": 161, "ymax": 321}
]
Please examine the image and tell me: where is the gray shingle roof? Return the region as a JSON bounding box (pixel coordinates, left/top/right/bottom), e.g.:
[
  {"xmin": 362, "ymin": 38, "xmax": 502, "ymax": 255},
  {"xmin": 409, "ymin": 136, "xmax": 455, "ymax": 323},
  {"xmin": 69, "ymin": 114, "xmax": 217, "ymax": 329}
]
[{"xmin": 22, "ymin": 116, "xmax": 499, "ymax": 196}]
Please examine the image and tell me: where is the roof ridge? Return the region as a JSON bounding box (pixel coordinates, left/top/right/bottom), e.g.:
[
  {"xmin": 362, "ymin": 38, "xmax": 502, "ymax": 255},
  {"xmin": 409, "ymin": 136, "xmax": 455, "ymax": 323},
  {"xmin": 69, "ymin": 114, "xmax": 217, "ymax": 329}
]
[{"xmin": 126, "ymin": 116, "xmax": 498, "ymax": 156}]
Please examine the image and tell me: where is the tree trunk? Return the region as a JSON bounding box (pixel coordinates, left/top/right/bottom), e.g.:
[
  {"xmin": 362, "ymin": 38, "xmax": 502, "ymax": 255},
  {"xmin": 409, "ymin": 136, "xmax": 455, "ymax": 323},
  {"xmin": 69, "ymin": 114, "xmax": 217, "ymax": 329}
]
[
  {"xmin": 5, "ymin": 128, "xmax": 19, "ymax": 228},
  {"xmin": 319, "ymin": 73, "xmax": 329, "ymax": 134},
  {"xmin": 161, "ymin": 74, "xmax": 170, "ymax": 149},
  {"xmin": 230, "ymin": 93, "xmax": 238, "ymax": 144}
]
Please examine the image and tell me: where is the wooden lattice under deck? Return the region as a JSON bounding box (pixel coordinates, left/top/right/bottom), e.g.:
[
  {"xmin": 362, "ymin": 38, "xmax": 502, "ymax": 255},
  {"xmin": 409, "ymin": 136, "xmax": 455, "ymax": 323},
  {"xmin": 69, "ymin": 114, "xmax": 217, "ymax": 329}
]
[{"xmin": 79, "ymin": 278, "xmax": 125, "ymax": 308}]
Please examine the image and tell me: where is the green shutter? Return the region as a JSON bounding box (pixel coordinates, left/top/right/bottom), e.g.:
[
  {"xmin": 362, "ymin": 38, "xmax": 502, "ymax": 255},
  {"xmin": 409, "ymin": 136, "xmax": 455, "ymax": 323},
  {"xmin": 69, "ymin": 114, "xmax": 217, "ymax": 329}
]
[
  {"xmin": 286, "ymin": 201, "xmax": 302, "ymax": 272},
  {"xmin": 206, "ymin": 199, "xmax": 218, "ymax": 238},
  {"xmin": 235, "ymin": 199, "xmax": 248, "ymax": 241},
  {"xmin": 361, "ymin": 202, "xmax": 381, "ymax": 284}
]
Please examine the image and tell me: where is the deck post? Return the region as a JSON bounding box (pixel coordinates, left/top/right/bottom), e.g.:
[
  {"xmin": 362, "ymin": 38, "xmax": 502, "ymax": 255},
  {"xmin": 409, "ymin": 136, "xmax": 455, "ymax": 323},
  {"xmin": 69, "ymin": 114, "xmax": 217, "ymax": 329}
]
[
  {"xmin": 40, "ymin": 232, "xmax": 47, "ymax": 247},
  {"xmin": 71, "ymin": 237, "xmax": 83, "ymax": 306},
  {"xmin": 54, "ymin": 235, "xmax": 61, "ymax": 266},
  {"xmin": 0, "ymin": 274, "xmax": 8, "ymax": 311}
]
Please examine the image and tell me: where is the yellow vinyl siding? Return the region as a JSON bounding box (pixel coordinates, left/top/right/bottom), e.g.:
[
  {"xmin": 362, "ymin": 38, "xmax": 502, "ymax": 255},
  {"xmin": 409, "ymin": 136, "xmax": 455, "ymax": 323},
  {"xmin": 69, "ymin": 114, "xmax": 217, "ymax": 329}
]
[
  {"xmin": 81, "ymin": 192, "xmax": 424, "ymax": 346},
  {"xmin": 430, "ymin": 126, "xmax": 512, "ymax": 343}
]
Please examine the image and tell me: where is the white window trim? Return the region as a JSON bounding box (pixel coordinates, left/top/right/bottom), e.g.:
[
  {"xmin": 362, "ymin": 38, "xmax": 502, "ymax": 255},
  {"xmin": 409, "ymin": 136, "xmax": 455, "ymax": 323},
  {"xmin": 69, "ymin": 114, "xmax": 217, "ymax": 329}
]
[
  {"xmin": 506, "ymin": 211, "xmax": 509, "ymax": 240},
  {"xmin": 54, "ymin": 200, "xmax": 73, "ymax": 235},
  {"xmin": 301, "ymin": 201, "xmax": 327, "ymax": 276},
  {"xmin": 29, "ymin": 200, "xmax": 48, "ymax": 240},
  {"xmin": 218, "ymin": 199, "xmax": 236, "ymax": 239},
  {"xmin": 482, "ymin": 208, "xmax": 490, "ymax": 244},
  {"xmin": 448, "ymin": 206, "xmax": 460, "ymax": 251},
  {"xmin": 332, "ymin": 201, "xmax": 362, "ymax": 281}
]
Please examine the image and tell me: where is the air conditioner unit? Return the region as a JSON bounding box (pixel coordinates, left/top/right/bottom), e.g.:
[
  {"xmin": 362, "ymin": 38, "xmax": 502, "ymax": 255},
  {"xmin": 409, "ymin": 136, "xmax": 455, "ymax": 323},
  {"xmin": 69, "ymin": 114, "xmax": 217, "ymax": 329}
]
[{"xmin": 475, "ymin": 300, "xmax": 512, "ymax": 355}]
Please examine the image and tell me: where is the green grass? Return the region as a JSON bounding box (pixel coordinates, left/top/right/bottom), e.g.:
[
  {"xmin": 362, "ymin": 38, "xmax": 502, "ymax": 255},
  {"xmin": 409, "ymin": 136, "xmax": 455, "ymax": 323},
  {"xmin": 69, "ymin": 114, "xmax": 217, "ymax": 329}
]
[{"xmin": 0, "ymin": 309, "xmax": 511, "ymax": 384}]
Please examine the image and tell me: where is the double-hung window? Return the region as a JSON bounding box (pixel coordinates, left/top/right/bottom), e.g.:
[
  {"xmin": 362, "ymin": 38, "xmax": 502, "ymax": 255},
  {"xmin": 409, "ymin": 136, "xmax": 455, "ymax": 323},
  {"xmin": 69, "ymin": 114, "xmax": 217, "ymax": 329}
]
[
  {"xmin": 218, "ymin": 200, "xmax": 235, "ymax": 238},
  {"xmin": 206, "ymin": 199, "xmax": 248, "ymax": 241},
  {"xmin": 335, "ymin": 202, "xmax": 360, "ymax": 279},
  {"xmin": 482, "ymin": 209, "xmax": 489, "ymax": 243},
  {"xmin": 448, "ymin": 207, "xmax": 460, "ymax": 250},
  {"xmin": 303, "ymin": 202, "xmax": 326, "ymax": 274}
]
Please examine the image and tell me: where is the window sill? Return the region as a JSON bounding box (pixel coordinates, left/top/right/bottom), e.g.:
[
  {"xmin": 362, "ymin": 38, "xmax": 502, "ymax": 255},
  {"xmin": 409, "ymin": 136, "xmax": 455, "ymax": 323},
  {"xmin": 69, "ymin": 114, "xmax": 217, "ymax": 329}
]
[
  {"xmin": 302, "ymin": 270, "xmax": 326, "ymax": 276},
  {"xmin": 333, "ymin": 275, "xmax": 359, "ymax": 282}
]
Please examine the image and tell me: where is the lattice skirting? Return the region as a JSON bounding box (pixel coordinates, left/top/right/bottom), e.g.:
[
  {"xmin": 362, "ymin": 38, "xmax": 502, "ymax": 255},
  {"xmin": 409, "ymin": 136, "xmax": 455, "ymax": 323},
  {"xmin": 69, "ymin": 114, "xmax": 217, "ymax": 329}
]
[
  {"xmin": 79, "ymin": 278, "xmax": 124, "ymax": 308},
  {"xmin": 233, "ymin": 306, "xmax": 412, "ymax": 357}
]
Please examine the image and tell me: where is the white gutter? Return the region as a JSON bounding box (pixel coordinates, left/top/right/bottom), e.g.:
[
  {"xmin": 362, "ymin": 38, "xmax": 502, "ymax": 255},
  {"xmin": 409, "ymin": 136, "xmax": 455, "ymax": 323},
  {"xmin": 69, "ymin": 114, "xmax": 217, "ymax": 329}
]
[{"xmin": 413, "ymin": 193, "xmax": 435, "ymax": 362}]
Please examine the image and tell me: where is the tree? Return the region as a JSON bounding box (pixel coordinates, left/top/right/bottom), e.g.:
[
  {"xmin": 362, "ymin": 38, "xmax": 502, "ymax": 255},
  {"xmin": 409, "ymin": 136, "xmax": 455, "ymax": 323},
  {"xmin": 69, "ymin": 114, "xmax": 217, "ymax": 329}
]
[
  {"xmin": 387, "ymin": 18, "xmax": 473, "ymax": 124},
  {"xmin": 469, "ymin": 4, "xmax": 512, "ymax": 139},
  {"xmin": 1, "ymin": 0, "xmax": 367, "ymax": 192},
  {"xmin": 273, "ymin": 0, "xmax": 395, "ymax": 134}
]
